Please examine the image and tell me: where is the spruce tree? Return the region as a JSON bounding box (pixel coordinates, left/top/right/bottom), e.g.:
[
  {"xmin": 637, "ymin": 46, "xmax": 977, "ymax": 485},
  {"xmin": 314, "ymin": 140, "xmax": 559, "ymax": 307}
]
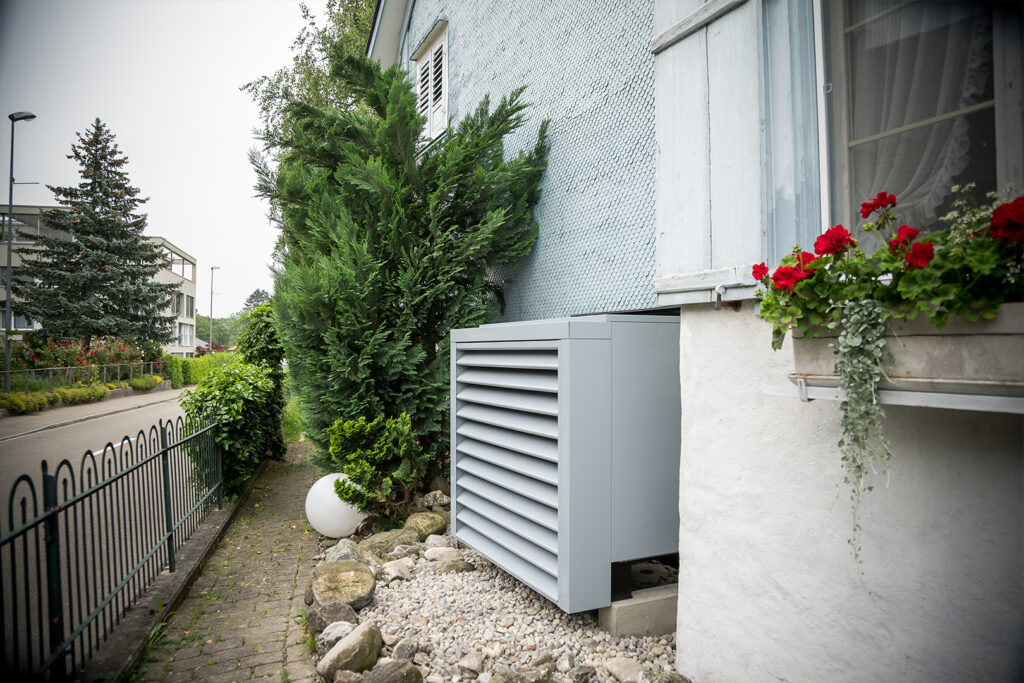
[
  {"xmin": 269, "ymin": 52, "xmax": 549, "ymax": 466},
  {"xmin": 243, "ymin": 288, "xmax": 270, "ymax": 310},
  {"xmin": 14, "ymin": 118, "xmax": 176, "ymax": 348}
]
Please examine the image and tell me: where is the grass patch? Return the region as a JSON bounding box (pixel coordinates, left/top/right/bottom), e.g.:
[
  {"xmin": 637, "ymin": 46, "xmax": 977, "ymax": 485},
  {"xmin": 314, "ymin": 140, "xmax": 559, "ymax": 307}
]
[{"xmin": 282, "ymin": 395, "xmax": 303, "ymax": 442}]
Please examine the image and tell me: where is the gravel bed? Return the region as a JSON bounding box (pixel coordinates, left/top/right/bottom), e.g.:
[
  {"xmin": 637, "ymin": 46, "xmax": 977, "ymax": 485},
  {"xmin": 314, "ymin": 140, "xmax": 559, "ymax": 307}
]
[{"xmin": 357, "ymin": 546, "xmax": 677, "ymax": 682}]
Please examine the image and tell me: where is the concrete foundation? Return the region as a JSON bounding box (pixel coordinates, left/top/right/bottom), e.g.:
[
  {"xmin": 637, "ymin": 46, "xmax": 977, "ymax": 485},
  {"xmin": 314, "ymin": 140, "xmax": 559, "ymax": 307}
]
[{"xmin": 598, "ymin": 584, "xmax": 678, "ymax": 636}]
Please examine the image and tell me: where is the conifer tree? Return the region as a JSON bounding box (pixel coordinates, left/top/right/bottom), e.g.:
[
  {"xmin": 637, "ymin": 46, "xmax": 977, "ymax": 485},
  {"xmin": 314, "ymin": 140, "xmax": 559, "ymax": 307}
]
[
  {"xmin": 14, "ymin": 119, "xmax": 176, "ymax": 348},
  {"xmin": 269, "ymin": 52, "xmax": 548, "ymax": 464}
]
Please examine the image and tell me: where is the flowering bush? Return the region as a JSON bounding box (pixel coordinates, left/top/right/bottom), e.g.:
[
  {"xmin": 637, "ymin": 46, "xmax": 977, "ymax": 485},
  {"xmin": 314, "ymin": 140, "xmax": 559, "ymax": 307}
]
[
  {"xmin": 755, "ymin": 187, "xmax": 1023, "ymax": 350},
  {"xmin": 753, "ymin": 187, "xmax": 1023, "ymax": 562},
  {"xmin": 10, "ymin": 337, "xmax": 146, "ymax": 371}
]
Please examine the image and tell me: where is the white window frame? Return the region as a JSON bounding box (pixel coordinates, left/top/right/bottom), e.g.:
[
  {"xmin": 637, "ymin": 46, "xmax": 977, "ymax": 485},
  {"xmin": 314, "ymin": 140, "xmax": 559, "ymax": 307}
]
[
  {"xmin": 411, "ymin": 22, "xmax": 448, "ymax": 142},
  {"xmin": 813, "ymin": 0, "xmax": 1024, "ymax": 229}
]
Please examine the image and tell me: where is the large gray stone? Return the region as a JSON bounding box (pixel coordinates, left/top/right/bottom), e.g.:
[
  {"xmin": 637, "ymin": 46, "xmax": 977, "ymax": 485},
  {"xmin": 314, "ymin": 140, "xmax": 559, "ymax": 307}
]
[
  {"xmin": 423, "ymin": 547, "xmax": 458, "ymax": 563},
  {"xmin": 327, "ymin": 538, "xmax": 385, "ymax": 575},
  {"xmin": 403, "ymin": 512, "xmax": 447, "ymax": 541},
  {"xmin": 568, "ymin": 665, "xmax": 596, "ymax": 682},
  {"xmin": 605, "ymin": 658, "xmax": 644, "ymax": 683},
  {"xmin": 359, "ymin": 529, "xmax": 421, "ymax": 557},
  {"xmin": 317, "ymin": 620, "xmax": 383, "ymax": 679},
  {"xmin": 364, "ymin": 660, "xmax": 423, "ymax": 683},
  {"xmin": 434, "ymin": 559, "xmax": 476, "ymax": 574},
  {"xmin": 311, "ymin": 560, "xmax": 377, "ymax": 617},
  {"xmin": 421, "ymin": 491, "xmax": 450, "ymax": 508},
  {"xmin": 383, "ymin": 559, "xmax": 412, "ymax": 582},
  {"xmin": 639, "ymin": 673, "xmax": 692, "ymax": 683},
  {"xmin": 459, "ymin": 651, "xmax": 484, "ymax": 678},
  {"xmin": 317, "ymin": 620, "xmax": 357, "ymax": 657},
  {"xmin": 308, "ymin": 600, "xmax": 358, "ymax": 634},
  {"xmin": 392, "ymin": 637, "xmax": 418, "ymax": 661}
]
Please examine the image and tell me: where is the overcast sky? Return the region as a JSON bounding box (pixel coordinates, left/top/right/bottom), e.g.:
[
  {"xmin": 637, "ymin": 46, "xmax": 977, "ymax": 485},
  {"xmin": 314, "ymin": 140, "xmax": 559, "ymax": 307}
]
[{"xmin": 0, "ymin": 0, "xmax": 329, "ymax": 315}]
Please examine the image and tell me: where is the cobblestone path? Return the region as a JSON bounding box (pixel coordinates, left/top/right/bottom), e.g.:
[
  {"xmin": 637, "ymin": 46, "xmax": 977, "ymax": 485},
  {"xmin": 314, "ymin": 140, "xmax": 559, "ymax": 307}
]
[{"xmin": 141, "ymin": 442, "xmax": 320, "ymax": 683}]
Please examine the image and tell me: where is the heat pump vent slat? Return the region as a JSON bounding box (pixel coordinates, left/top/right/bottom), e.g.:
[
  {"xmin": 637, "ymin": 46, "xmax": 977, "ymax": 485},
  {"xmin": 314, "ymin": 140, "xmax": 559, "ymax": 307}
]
[
  {"xmin": 458, "ymin": 368, "xmax": 558, "ymax": 393},
  {"xmin": 457, "ymin": 438, "xmax": 558, "ymax": 486},
  {"xmin": 457, "ymin": 403, "xmax": 558, "ymax": 440},
  {"xmin": 456, "ymin": 508, "xmax": 558, "ymax": 576},
  {"xmin": 457, "ymin": 386, "xmax": 558, "ymax": 416},
  {"xmin": 456, "ymin": 472, "xmax": 558, "ymax": 531},
  {"xmin": 457, "ymin": 350, "xmax": 558, "ymax": 370},
  {"xmin": 456, "ymin": 422, "xmax": 558, "ymax": 462},
  {"xmin": 456, "ymin": 526, "xmax": 558, "ymax": 601},
  {"xmin": 457, "ymin": 457, "xmax": 558, "ymax": 508},
  {"xmin": 457, "ymin": 490, "xmax": 558, "ymax": 554}
]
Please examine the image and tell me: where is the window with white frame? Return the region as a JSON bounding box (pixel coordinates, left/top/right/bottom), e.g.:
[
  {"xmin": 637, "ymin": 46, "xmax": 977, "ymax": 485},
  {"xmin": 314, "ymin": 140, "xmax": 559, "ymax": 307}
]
[
  {"xmin": 763, "ymin": 0, "xmax": 1022, "ymax": 259},
  {"xmin": 186, "ymin": 295, "xmax": 195, "ymax": 318},
  {"xmin": 412, "ymin": 23, "xmax": 448, "ymax": 142},
  {"xmin": 822, "ymin": 0, "xmax": 1020, "ymax": 233},
  {"xmin": 178, "ymin": 323, "xmax": 193, "ymax": 346}
]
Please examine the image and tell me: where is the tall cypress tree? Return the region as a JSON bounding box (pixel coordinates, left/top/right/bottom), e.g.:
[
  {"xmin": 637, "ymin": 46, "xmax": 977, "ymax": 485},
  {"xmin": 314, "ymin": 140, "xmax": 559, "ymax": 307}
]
[
  {"xmin": 14, "ymin": 118, "xmax": 176, "ymax": 348},
  {"xmin": 268, "ymin": 53, "xmax": 549, "ymax": 460}
]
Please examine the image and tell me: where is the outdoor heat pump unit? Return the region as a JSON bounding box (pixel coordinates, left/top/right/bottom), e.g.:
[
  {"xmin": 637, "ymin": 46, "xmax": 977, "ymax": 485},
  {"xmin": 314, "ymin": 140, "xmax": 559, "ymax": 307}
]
[{"xmin": 450, "ymin": 315, "xmax": 680, "ymax": 613}]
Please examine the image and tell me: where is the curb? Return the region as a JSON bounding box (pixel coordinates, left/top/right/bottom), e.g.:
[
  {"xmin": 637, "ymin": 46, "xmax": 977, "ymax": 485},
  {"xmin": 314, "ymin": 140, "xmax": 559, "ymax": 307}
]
[
  {"xmin": 79, "ymin": 459, "xmax": 271, "ymax": 683},
  {"xmin": 0, "ymin": 392, "xmax": 183, "ymax": 443}
]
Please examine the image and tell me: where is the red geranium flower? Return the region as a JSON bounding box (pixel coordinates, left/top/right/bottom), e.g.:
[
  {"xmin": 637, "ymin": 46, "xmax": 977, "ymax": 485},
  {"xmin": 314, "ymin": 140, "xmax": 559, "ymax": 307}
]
[
  {"xmin": 771, "ymin": 266, "xmax": 802, "ymax": 291},
  {"xmin": 796, "ymin": 251, "xmax": 818, "ymax": 270},
  {"xmin": 905, "ymin": 241, "xmax": 935, "ymax": 269},
  {"xmin": 860, "ymin": 191, "xmax": 898, "ymax": 219},
  {"xmin": 814, "ymin": 225, "xmax": 857, "ymax": 256},
  {"xmin": 752, "ymin": 262, "xmax": 769, "ymax": 280},
  {"xmin": 991, "ymin": 197, "xmax": 1024, "ymax": 242},
  {"xmin": 887, "ymin": 225, "xmax": 920, "ymax": 252}
]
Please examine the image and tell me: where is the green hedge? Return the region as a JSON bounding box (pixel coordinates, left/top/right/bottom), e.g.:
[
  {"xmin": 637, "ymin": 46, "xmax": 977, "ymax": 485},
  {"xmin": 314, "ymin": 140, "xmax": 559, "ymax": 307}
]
[
  {"xmin": 56, "ymin": 383, "xmax": 109, "ymax": 405},
  {"xmin": 161, "ymin": 353, "xmax": 184, "ymax": 388},
  {"xmin": 0, "ymin": 391, "xmax": 56, "ymax": 414},
  {"xmin": 181, "ymin": 360, "xmax": 282, "ymax": 495},
  {"xmin": 181, "ymin": 352, "xmax": 233, "ymax": 386},
  {"xmin": 128, "ymin": 375, "xmax": 160, "ymax": 391}
]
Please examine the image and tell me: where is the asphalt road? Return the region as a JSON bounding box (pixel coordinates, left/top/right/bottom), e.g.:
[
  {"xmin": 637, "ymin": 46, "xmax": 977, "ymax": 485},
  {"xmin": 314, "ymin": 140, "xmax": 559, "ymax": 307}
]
[{"xmin": 0, "ymin": 399, "xmax": 185, "ymax": 521}]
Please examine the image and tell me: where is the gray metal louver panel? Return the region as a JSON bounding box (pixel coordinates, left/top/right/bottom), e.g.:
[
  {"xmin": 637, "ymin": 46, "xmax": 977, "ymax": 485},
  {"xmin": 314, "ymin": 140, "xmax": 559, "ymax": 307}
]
[
  {"xmin": 456, "ymin": 508, "xmax": 558, "ymax": 576},
  {"xmin": 456, "ymin": 526, "xmax": 558, "ymax": 601},
  {"xmin": 456, "ymin": 490, "xmax": 558, "ymax": 554},
  {"xmin": 457, "ymin": 367, "xmax": 558, "ymax": 393},
  {"xmin": 456, "ymin": 403, "xmax": 558, "ymax": 439},
  {"xmin": 457, "ymin": 385, "xmax": 558, "ymax": 416},
  {"xmin": 456, "ymin": 350, "xmax": 558, "ymax": 370},
  {"xmin": 457, "ymin": 438, "xmax": 558, "ymax": 485},
  {"xmin": 455, "ymin": 472, "xmax": 558, "ymax": 531},
  {"xmin": 456, "ymin": 457, "xmax": 558, "ymax": 508},
  {"xmin": 456, "ymin": 422, "xmax": 558, "ymax": 462}
]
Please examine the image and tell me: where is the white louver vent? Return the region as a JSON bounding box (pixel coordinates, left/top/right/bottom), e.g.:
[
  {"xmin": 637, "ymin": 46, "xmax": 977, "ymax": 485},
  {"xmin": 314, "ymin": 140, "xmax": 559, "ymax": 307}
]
[
  {"xmin": 451, "ymin": 315, "xmax": 681, "ymax": 613},
  {"xmin": 454, "ymin": 347, "xmax": 560, "ymax": 601}
]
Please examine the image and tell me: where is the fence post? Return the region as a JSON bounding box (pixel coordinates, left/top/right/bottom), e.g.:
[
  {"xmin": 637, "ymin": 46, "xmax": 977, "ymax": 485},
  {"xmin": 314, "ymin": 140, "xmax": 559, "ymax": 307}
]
[
  {"xmin": 41, "ymin": 461, "xmax": 67, "ymax": 681},
  {"xmin": 159, "ymin": 423, "xmax": 176, "ymax": 572},
  {"xmin": 214, "ymin": 430, "xmax": 223, "ymax": 509},
  {"xmin": 48, "ymin": 367, "xmax": 53, "ymax": 393}
]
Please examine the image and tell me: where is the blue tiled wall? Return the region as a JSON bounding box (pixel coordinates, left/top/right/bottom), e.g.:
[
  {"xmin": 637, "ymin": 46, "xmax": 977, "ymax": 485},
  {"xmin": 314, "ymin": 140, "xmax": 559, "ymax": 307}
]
[{"xmin": 403, "ymin": 1, "xmax": 656, "ymax": 321}]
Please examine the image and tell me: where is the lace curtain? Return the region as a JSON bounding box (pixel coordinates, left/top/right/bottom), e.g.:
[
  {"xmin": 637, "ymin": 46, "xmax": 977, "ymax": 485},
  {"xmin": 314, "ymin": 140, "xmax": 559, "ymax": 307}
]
[{"xmin": 844, "ymin": 1, "xmax": 995, "ymax": 228}]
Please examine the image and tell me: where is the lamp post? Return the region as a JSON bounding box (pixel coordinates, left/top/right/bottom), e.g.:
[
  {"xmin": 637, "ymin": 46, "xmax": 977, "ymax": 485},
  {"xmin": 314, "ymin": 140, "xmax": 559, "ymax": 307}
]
[
  {"xmin": 209, "ymin": 265, "xmax": 220, "ymax": 352},
  {"xmin": 5, "ymin": 111, "xmax": 36, "ymax": 393}
]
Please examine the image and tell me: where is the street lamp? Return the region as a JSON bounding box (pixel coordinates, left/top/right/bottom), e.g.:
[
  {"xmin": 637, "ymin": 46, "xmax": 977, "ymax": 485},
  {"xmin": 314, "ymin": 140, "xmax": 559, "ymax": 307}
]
[
  {"xmin": 209, "ymin": 265, "xmax": 220, "ymax": 352},
  {"xmin": 5, "ymin": 111, "xmax": 37, "ymax": 392}
]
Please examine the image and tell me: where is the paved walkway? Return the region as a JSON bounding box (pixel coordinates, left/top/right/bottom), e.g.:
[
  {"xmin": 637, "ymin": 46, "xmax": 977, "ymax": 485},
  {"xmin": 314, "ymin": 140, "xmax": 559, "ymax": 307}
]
[{"xmin": 141, "ymin": 442, "xmax": 321, "ymax": 683}]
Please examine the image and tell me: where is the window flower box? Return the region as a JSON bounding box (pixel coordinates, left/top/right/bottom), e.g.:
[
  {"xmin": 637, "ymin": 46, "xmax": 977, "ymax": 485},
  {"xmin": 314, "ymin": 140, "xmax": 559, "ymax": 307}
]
[{"xmin": 791, "ymin": 302, "xmax": 1024, "ymax": 397}]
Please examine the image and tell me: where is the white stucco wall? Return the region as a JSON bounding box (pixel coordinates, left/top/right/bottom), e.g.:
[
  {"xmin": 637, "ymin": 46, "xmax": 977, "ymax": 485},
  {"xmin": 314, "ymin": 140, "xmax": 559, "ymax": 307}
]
[{"xmin": 675, "ymin": 303, "xmax": 1023, "ymax": 682}]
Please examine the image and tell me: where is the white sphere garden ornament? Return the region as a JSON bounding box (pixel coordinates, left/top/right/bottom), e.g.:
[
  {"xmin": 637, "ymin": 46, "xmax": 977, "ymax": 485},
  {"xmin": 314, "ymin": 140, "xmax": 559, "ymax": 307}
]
[{"xmin": 304, "ymin": 473, "xmax": 365, "ymax": 538}]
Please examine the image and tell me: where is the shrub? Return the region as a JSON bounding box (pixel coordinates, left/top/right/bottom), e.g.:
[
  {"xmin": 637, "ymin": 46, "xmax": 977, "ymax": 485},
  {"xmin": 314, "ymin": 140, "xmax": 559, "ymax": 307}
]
[
  {"xmin": 181, "ymin": 361, "xmax": 281, "ymax": 495},
  {"xmin": 319, "ymin": 413, "xmax": 431, "ymax": 526},
  {"xmin": 235, "ymin": 301, "xmax": 285, "ymax": 460},
  {"xmin": 0, "ymin": 391, "xmax": 49, "ymax": 414},
  {"xmin": 54, "ymin": 383, "xmax": 109, "ymax": 406},
  {"xmin": 181, "ymin": 352, "xmax": 233, "ymax": 386},
  {"xmin": 161, "ymin": 353, "xmax": 184, "ymax": 388},
  {"xmin": 128, "ymin": 375, "xmax": 159, "ymax": 391}
]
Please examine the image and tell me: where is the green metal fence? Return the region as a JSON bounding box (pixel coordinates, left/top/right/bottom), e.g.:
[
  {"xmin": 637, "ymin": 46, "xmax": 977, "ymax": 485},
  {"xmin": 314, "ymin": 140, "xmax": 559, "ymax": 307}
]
[{"xmin": 0, "ymin": 417, "xmax": 222, "ymax": 680}]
